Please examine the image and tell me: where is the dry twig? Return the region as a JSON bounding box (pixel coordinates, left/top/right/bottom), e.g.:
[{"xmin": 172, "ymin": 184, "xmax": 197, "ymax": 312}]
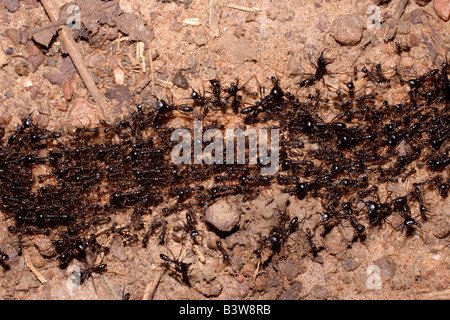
[
  {"xmin": 39, "ymin": 0, "xmax": 111, "ymax": 122},
  {"xmin": 24, "ymin": 251, "xmax": 48, "ymax": 284}
]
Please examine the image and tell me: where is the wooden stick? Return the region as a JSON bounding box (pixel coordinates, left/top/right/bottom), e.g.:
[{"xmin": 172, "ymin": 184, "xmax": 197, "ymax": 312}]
[
  {"xmin": 142, "ymin": 268, "xmax": 165, "ymax": 300},
  {"xmin": 39, "ymin": 0, "xmax": 111, "ymax": 122},
  {"xmin": 24, "ymin": 251, "xmax": 48, "ymax": 284}
]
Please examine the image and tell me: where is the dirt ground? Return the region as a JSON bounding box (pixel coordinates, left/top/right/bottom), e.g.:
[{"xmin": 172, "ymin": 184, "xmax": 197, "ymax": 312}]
[{"xmin": 0, "ymin": 0, "xmax": 449, "ymax": 300}]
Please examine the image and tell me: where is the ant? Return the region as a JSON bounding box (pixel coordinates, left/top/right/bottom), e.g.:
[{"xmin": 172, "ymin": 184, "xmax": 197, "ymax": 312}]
[
  {"xmin": 79, "ymin": 263, "xmax": 107, "ymax": 284},
  {"xmin": 394, "ymin": 41, "xmax": 410, "ymax": 55},
  {"xmin": 173, "ymin": 213, "xmax": 201, "ymax": 241},
  {"xmin": 305, "ymin": 228, "xmax": 319, "ymax": 254},
  {"xmin": 412, "ymin": 186, "xmax": 429, "ymax": 219},
  {"xmin": 341, "ymin": 202, "xmax": 366, "ymax": 237},
  {"xmin": 216, "ymin": 241, "xmax": 231, "ymax": 265},
  {"xmin": 391, "ymin": 197, "xmax": 422, "ymax": 235},
  {"xmin": 160, "ymin": 253, "xmax": 192, "ymax": 284},
  {"xmin": 142, "ymin": 219, "xmax": 163, "ymax": 248},
  {"xmin": 152, "ymin": 98, "xmax": 193, "ymax": 128},
  {"xmin": 267, "ymin": 212, "xmax": 299, "ymax": 253},
  {"xmin": 362, "ymin": 64, "xmax": 390, "ymax": 85},
  {"xmin": 298, "ymin": 49, "xmax": 333, "ymax": 87}
]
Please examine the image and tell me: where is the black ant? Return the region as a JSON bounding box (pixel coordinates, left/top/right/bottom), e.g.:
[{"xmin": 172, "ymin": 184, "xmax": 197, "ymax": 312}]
[
  {"xmin": 362, "ymin": 63, "xmax": 390, "ymax": 85},
  {"xmin": 216, "ymin": 241, "xmax": 231, "ymax": 265},
  {"xmin": 305, "ymin": 228, "xmax": 319, "ymax": 254},
  {"xmin": 298, "ymin": 49, "xmax": 333, "ymax": 87},
  {"xmin": 152, "ymin": 98, "xmax": 193, "ymax": 127},
  {"xmin": 394, "ymin": 41, "xmax": 410, "ymax": 55},
  {"xmin": 79, "ymin": 263, "xmax": 107, "ymax": 284},
  {"xmin": 412, "ymin": 186, "xmax": 429, "ymax": 219},
  {"xmin": 159, "ymin": 253, "xmax": 192, "ymax": 284},
  {"xmin": 173, "ymin": 213, "xmax": 201, "ymax": 241},
  {"xmin": 267, "ymin": 213, "xmax": 299, "ymax": 253},
  {"xmin": 142, "ymin": 219, "xmax": 163, "ymax": 248},
  {"xmin": 391, "ymin": 197, "xmax": 422, "ymax": 235}
]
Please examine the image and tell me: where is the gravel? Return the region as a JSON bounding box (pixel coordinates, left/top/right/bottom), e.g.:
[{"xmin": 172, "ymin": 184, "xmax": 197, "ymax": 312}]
[{"xmin": 331, "ymin": 14, "xmax": 364, "ymax": 46}]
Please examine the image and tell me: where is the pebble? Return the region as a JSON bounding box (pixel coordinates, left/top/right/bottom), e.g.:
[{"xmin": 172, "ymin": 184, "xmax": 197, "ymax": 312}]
[
  {"xmin": 331, "ymin": 14, "xmax": 364, "ymax": 46},
  {"xmin": 279, "ymin": 260, "xmax": 301, "ymax": 282},
  {"xmin": 16, "ymin": 273, "xmax": 38, "ymax": 291},
  {"xmin": 172, "ymin": 72, "xmax": 190, "ymax": 90},
  {"xmin": 343, "ymin": 257, "xmax": 360, "ymax": 271},
  {"xmin": 241, "ymin": 262, "xmax": 255, "ymax": 277},
  {"xmin": 255, "ymin": 275, "xmax": 268, "ymax": 291},
  {"xmin": 15, "ymin": 63, "xmax": 30, "ymax": 76},
  {"xmin": 4, "ymin": 0, "xmax": 19, "ymax": 12},
  {"xmin": 401, "ymin": 56, "xmax": 415, "ymax": 68},
  {"xmin": 34, "ymin": 235, "xmax": 56, "ymax": 258},
  {"xmin": 309, "ymin": 284, "xmax": 329, "ymax": 300},
  {"xmin": 113, "ymin": 67, "xmax": 125, "ymax": 86},
  {"xmin": 205, "ymin": 199, "xmax": 240, "ymax": 232},
  {"xmin": 66, "ymin": 98, "xmax": 101, "ymax": 131},
  {"xmin": 5, "ymin": 28, "xmax": 20, "ymax": 47},
  {"xmin": 373, "ymin": 255, "xmax": 396, "ymax": 279},
  {"xmin": 278, "ymin": 281, "xmax": 302, "ymax": 300},
  {"xmin": 433, "ymin": 0, "xmax": 450, "ymax": 21},
  {"xmin": 410, "ymin": 9, "xmax": 424, "ymax": 24},
  {"xmin": 433, "ymin": 220, "xmax": 450, "ymax": 239}
]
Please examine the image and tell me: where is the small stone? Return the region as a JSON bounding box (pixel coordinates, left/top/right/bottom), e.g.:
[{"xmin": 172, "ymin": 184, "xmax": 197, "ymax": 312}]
[
  {"xmin": 331, "ymin": 14, "xmax": 364, "ymax": 46},
  {"xmin": 38, "ymin": 104, "xmax": 51, "ymax": 115},
  {"xmin": 34, "ymin": 235, "xmax": 56, "ymax": 258},
  {"xmin": 410, "ymin": 9, "xmax": 424, "ymax": 24},
  {"xmin": 241, "ymin": 262, "xmax": 255, "ymax": 277},
  {"xmin": 193, "ymin": 30, "xmax": 208, "ymax": 47},
  {"xmin": 66, "ymin": 98, "xmax": 101, "ymax": 132},
  {"xmin": 401, "ymin": 56, "xmax": 415, "ymax": 68},
  {"xmin": 113, "ymin": 67, "xmax": 125, "ymax": 86},
  {"xmin": 201, "ymin": 264, "xmax": 217, "ymax": 283},
  {"xmin": 32, "ymin": 30, "xmax": 55, "ymax": 48},
  {"xmin": 63, "ymin": 81, "xmax": 74, "ymax": 101},
  {"xmin": 415, "ymin": 0, "xmax": 432, "ymax": 5},
  {"xmin": 16, "ymin": 273, "xmax": 38, "ymax": 291},
  {"xmin": 255, "ymin": 275, "xmax": 268, "ymax": 291},
  {"xmin": 205, "ymin": 199, "xmax": 240, "ymax": 232},
  {"xmin": 433, "ymin": 220, "xmax": 450, "ymax": 239},
  {"xmin": 15, "ymin": 63, "xmax": 30, "ymax": 76},
  {"xmin": 396, "ymin": 19, "xmax": 410, "ymax": 35},
  {"xmin": 172, "ymin": 72, "xmax": 189, "ymax": 90},
  {"xmin": 279, "ymin": 260, "xmax": 302, "ymax": 282},
  {"xmin": 373, "ymin": 255, "xmax": 396, "ymax": 280},
  {"xmin": 286, "ymin": 54, "xmax": 302, "ymax": 76},
  {"xmin": 5, "ymin": 28, "xmax": 21, "ymax": 47},
  {"xmin": 433, "ymin": 0, "xmax": 450, "ymax": 21},
  {"xmin": 343, "ymin": 257, "xmax": 360, "ymax": 271},
  {"xmin": 4, "ymin": 0, "xmax": 19, "ymax": 12},
  {"xmin": 309, "ymin": 284, "xmax": 329, "ymax": 300},
  {"xmin": 196, "ymin": 282, "xmax": 223, "ymax": 297},
  {"xmin": 279, "ymin": 281, "xmax": 303, "ymax": 300}
]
